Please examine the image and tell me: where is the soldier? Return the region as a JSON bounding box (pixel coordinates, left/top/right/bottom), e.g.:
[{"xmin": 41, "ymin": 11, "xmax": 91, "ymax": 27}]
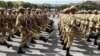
[
  {"xmin": 12, "ymin": 9, "xmax": 21, "ymax": 37},
  {"xmin": 32, "ymin": 9, "xmax": 49, "ymax": 42},
  {"xmin": 86, "ymin": 10, "xmax": 93, "ymax": 42},
  {"xmin": 64, "ymin": 6, "xmax": 78, "ymax": 56},
  {"xmin": 26, "ymin": 8, "xmax": 37, "ymax": 44},
  {"xmin": 0, "ymin": 8, "xmax": 12, "ymax": 48},
  {"xmin": 16, "ymin": 6, "xmax": 31, "ymax": 54},
  {"xmin": 91, "ymin": 10, "xmax": 99, "ymax": 45},
  {"xmin": 60, "ymin": 6, "xmax": 86, "ymax": 56},
  {"xmin": 6, "ymin": 9, "xmax": 15, "ymax": 41},
  {"xmin": 87, "ymin": 10, "xmax": 98, "ymax": 43}
]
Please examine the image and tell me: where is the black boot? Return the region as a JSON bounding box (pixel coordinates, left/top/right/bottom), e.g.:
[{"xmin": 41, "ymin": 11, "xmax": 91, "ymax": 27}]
[
  {"xmin": 0, "ymin": 42, "xmax": 12, "ymax": 48},
  {"xmin": 87, "ymin": 38, "xmax": 91, "ymax": 42},
  {"xmin": 14, "ymin": 31, "xmax": 21, "ymax": 37},
  {"xmin": 30, "ymin": 38, "xmax": 36, "ymax": 44},
  {"xmin": 11, "ymin": 35, "xmax": 15, "ymax": 38},
  {"xmin": 7, "ymin": 36, "xmax": 13, "ymax": 41},
  {"xmin": 98, "ymin": 43, "xmax": 100, "ymax": 50},
  {"xmin": 94, "ymin": 40, "xmax": 98, "ymax": 45},
  {"xmin": 59, "ymin": 32, "xmax": 61, "ymax": 36},
  {"xmin": 63, "ymin": 44, "xmax": 67, "ymax": 50},
  {"xmin": 48, "ymin": 28, "xmax": 53, "ymax": 33},
  {"xmin": 66, "ymin": 48, "xmax": 73, "ymax": 56},
  {"xmin": 23, "ymin": 44, "xmax": 30, "ymax": 48},
  {"xmin": 61, "ymin": 41, "xmax": 64, "ymax": 45},
  {"xmin": 18, "ymin": 47, "xmax": 25, "ymax": 54},
  {"xmin": 40, "ymin": 36, "xmax": 48, "ymax": 42},
  {"xmin": 94, "ymin": 33, "xmax": 99, "ymax": 45},
  {"xmin": 45, "ymin": 28, "xmax": 49, "ymax": 32}
]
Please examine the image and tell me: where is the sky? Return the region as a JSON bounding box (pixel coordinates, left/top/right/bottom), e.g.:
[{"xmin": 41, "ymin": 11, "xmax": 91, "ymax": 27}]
[{"xmin": 2, "ymin": 0, "xmax": 87, "ymax": 4}]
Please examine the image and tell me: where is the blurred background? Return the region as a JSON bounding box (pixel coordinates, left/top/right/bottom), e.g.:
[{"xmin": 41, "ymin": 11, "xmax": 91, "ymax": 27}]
[{"xmin": 0, "ymin": 0, "xmax": 100, "ymax": 12}]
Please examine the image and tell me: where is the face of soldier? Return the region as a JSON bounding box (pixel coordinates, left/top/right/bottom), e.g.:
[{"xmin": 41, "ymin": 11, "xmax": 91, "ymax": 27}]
[
  {"xmin": 70, "ymin": 9, "xmax": 77, "ymax": 14},
  {"xmin": 27, "ymin": 10, "xmax": 31, "ymax": 14},
  {"xmin": 20, "ymin": 9, "xmax": 25, "ymax": 14},
  {"xmin": 93, "ymin": 12, "xmax": 98, "ymax": 15},
  {"xmin": 12, "ymin": 11, "xmax": 16, "ymax": 14},
  {"xmin": 88, "ymin": 11, "xmax": 92, "ymax": 14},
  {"xmin": 8, "ymin": 10, "xmax": 12, "ymax": 14}
]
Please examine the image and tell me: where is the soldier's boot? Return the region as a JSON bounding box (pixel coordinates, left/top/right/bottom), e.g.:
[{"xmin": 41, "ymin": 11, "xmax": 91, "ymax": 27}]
[
  {"xmin": 40, "ymin": 36, "xmax": 48, "ymax": 42},
  {"xmin": 49, "ymin": 28, "xmax": 54, "ymax": 33},
  {"xmin": 61, "ymin": 38, "xmax": 64, "ymax": 45},
  {"xmin": 63, "ymin": 43, "xmax": 67, "ymax": 50},
  {"xmin": 94, "ymin": 39, "xmax": 98, "ymax": 45},
  {"xmin": 18, "ymin": 47, "xmax": 25, "ymax": 54},
  {"xmin": 98, "ymin": 43, "xmax": 100, "ymax": 50},
  {"xmin": 61, "ymin": 41, "xmax": 64, "ymax": 45},
  {"xmin": 45, "ymin": 28, "xmax": 53, "ymax": 33},
  {"xmin": 87, "ymin": 34, "xmax": 92, "ymax": 42},
  {"xmin": 23, "ymin": 43, "xmax": 30, "ymax": 48},
  {"xmin": 66, "ymin": 48, "xmax": 73, "ymax": 56},
  {"xmin": 49, "ymin": 20, "xmax": 54, "ymax": 27},
  {"xmin": 0, "ymin": 41, "xmax": 12, "ymax": 48},
  {"xmin": 14, "ymin": 31, "xmax": 21, "ymax": 37},
  {"xmin": 45, "ymin": 28, "xmax": 49, "ymax": 32},
  {"xmin": 94, "ymin": 34, "xmax": 99, "ymax": 45},
  {"xmin": 30, "ymin": 38, "xmax": 36, "ymax": 44},
  {"xmin": 7, "ymin": 36, "xmax": 13, "ymax": 41},
  {"xmin": 11, "ymin": 35, "xmax": 16, "ymax": 38},
  {"xmin": 87, "ymin": 38, "xmax": 91, "ymax": 42}
]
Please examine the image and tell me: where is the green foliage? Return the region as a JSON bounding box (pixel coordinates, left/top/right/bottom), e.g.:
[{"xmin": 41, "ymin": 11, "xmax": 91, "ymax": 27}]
[
  {"xmin": 58, "ymin": 5, "xmax": 69, "ymax": 11},
  {"xmin": 0, "ymin": 1, "xmax": 6, "ymax": 7},
  {"xmin": 0, "ymin": 1, "xmax": 38, "ymax": 9}
]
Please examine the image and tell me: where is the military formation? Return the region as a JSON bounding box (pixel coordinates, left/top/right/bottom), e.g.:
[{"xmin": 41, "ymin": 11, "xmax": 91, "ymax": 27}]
[
  {"xmin": 58, "ymin": 6, "xmax": 100, "ymax": 56},
  {"xmin": 0, "ymin": 5, "xmax": 100, "ymax": 56},
  {"xmin": 0, "ymin": 6, "xmax": 54, "ymax": 54}
]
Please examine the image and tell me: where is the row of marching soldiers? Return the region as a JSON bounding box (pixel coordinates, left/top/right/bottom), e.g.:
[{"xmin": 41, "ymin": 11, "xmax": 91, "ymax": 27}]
[
  {"xmin": 0, "ymin": 6, "xmax": 54, "ymax": 54},
  {"xmin": 58, "ymin": 6, "xmax": 100, "ymax": 56}
]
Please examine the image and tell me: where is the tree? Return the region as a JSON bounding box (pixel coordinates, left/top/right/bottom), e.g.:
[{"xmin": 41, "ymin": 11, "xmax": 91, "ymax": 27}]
[
  {"xmin": 58, "ymin": 5, "xmax": 70, "ymax": 11},
  {"xmin": 23, "ymin": 2, "xmax": 32, "ymax": 8},
  {"xmin": 6, "ymin": 1, "xmax": 14, "ymax": 8},
  {"xmin": 0, "ymin": 1, "xmax": 6, "ymax": 7}
]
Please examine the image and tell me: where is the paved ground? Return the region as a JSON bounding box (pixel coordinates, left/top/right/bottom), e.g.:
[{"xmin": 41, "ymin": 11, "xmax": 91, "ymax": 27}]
[{"xmin": 0, "ymin": 15, "xmax": 100, "ymax": 56}]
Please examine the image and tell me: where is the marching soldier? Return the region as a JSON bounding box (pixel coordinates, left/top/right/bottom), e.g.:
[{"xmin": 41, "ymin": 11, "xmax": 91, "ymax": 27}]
[
  {"xmin": 0, "ymin": 8, "xmax": 12, "ymax": 48},
  {"xmin": 6, "ymin": 9, "xmax": 15, "ymax": 41},
  {"xmin": 59, "ymin": 6, "xmax": 87, "ymax": 56},
  {"xmin": 64, "ymin": 6, "xmax": 78, "ymax": 56},
  {"xmin": 16, "ymin": 6, "xmax": 31, "ymax": 54}
]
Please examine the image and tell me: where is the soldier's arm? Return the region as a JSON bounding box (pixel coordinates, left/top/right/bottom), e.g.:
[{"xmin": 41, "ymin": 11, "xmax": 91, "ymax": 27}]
[{"xmin": 15, "ymin": 15, "xmax": 22, "ymax": 28}]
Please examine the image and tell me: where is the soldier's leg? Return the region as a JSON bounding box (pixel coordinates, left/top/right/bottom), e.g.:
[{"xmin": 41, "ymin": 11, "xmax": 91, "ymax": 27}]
[
  {"xmin": 93, "ymin": 28, "xmax": 100, "ymax": 45},
  {"xmin": 13, "ymin": 26, "xmax": 21, "ymax": 37},
  {"xmin": 61, "ymin": 28, "xmax": 65, "ymax": 43},
  {"xmin": 30, "ymin": 31, "xmax": 37, "ymax": 44},
  {"xmin": 87, "ymin": 28, "xmax": 92, "ymax": 42},
  {"xmin": 7, "ymin": 30, "xmax": 13, "ymax": 41},
  {"xmin": 18, "ymin": 31, "xmax": 30, "ymax": 54},
  {"xmin": 10, "ymin": 28, "xmax": 16, "ymax": 38},
  {"xmin": 0, "ymin": 33, "xmax": 12, "ymax": 48},
  {"xmin": 98, "ymin": 43, "xmax": 100, "ymax": 50},
  {"xmin": 63, "ymin": 32, "xmax": 68, "ymax": 50},
  {"xmin": 66, "ymin": 36, "xmax": 74, "ymax": 56},
  {"xmin": 36, "ymin": 27, "xmax": 49, "ymax": 43},
  {"xmin": 61, "ymin": 32, "xmax": 64, "ymax": 45},
  {"xmin": 94, "ymin": 32, "xmax": 99, "ymax": 45}
]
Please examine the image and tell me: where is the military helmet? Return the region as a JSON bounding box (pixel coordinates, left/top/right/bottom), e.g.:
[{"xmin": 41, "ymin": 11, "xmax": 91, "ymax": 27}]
[{"xmin": 18, "ymin": 6, "xmax": 24, "ymax": 11}]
